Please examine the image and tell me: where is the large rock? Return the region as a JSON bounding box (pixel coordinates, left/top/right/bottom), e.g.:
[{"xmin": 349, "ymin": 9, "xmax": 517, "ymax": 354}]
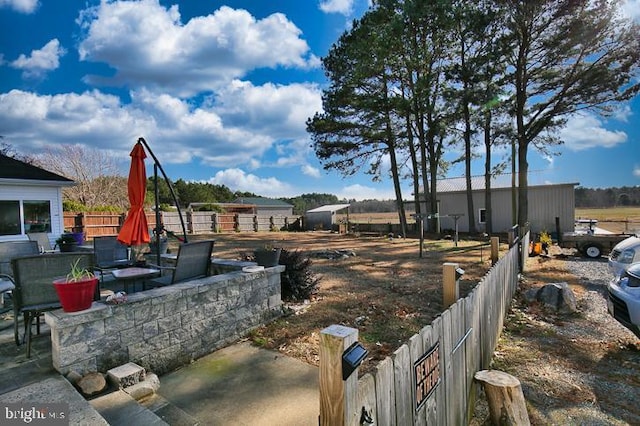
[
  {"xmin": 123, "ymin": 373, "xmax": 160, "ymax": 401},
  {"xmin": 527, "ymin": 282, "xmax": 578, "ymax": 314}
]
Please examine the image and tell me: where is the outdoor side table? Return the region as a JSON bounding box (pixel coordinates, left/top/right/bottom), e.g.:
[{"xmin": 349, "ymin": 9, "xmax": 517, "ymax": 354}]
[{"xmin": 110, "ymin": 267, "xmax": 160, "ymax": 294}]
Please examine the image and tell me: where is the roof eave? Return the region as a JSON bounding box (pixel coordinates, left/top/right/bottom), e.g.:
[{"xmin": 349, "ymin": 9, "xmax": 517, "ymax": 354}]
[{"xmin": 0, "ymin": 178, "xmax": 76, "ymax": 187}]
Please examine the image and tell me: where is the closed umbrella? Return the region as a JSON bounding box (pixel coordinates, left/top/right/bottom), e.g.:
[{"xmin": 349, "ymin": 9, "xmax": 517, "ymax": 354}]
[{"xmin": 118, "ymin": 142, "xmax": 150, "ymax": 246}]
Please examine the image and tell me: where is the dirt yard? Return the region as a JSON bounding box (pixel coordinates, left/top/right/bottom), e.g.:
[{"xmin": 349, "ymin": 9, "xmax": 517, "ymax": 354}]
[
  {"xmin": 183, "ymin": 231, "xmax": 640, "ymax": 423},
  {"xmin": 190, "ymin": 231, "xmax": 498, "ymax": 373}
]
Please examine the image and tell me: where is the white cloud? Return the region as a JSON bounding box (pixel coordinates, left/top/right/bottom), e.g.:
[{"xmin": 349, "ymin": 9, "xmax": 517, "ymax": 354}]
[
  {"xmin": 612, "ymin": 104, "xmax": 632, "ymax": 122},
  {"xmin": 215, "ymin": 80, "xmax": 322, "ymax": 140},
  {"xmin": 634, "ymin": 165, "xmax": 640, "ymax": 178},
  {"xmin": 209, "ymin": 168, "xmax": 292, "ymax": 197},
  {"xmin": 559, "ymin": 112, "xmax": 627, "ymax": 151},
  {"xmin": 319, "ymin": 0, "xmax": 354, "ymax": 15},
  {"xmin": 0, "ymin": 0, "xmax": 38, "ymax": 13},
  {"xmin": 10, "ymin": 39, "xmax": 66, "ymax": 79},
  {"xmin": 337, "ymin": 184, "xmax": 396, "ymax": 201},
  {"xmin": 301, "ymin": 164, "xmax": 321, "ymax": 178},
  {"xmin": 77, "ymin": 1, "xmax": 317, "ymax": 96},
  {"xmin": 0, "ymin": 89, "xmax": 152, "ymax": 151},
  {"xmin": 621, "ymin": 0, "xmax": 640, "ymax": 22},
  {"xmin": 0, "ymin": 82, "xmax": 321, "ymax": 169}
]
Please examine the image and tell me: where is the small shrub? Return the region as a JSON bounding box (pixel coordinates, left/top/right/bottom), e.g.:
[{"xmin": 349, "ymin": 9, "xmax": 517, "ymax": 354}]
[
  {"xmin": 279, "ymin": 249, "xmax": 320, "ymax": 302},
  {"xmin": 240, "ymin": 248, "xmax": 320, "ymax": 302},
  {"xmin": 63, "ymin": 200, "xmax": 86, "ymax": 212}
]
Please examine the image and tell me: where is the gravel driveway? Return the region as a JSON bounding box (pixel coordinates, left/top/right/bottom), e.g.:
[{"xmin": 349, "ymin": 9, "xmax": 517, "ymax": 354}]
[{"xmin": 472, "ymin": 255, "xmax": 640, "ymax": 425}]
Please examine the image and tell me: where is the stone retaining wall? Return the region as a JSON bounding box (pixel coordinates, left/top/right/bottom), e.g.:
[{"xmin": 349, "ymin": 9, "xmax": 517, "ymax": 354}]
[{"xmin": 45, "ymin": 264, "xmax": 284, "ymax": 376}]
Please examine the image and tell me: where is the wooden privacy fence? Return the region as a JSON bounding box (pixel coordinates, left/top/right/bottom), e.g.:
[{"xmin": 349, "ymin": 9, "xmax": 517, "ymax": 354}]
[
  {"xmin": 64, "ymin": 211, "xmax": 303, "ymax": 239},
  {"xmin": 64, "ymin": 212, "xmax": 158, "ymax": 239},
  {"xmin": 320, "ymin": 230, "xmax": 530, "ymax": 425}
]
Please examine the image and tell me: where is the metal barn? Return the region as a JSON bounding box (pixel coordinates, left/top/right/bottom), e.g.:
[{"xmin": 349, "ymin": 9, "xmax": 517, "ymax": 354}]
[
  {"xmin": 433, "ymin": 177, "xmax": 577, "ymax": 234},
  {"xmin": 305, "ymin": 204, "xmax": 351, "ymax": 231}
]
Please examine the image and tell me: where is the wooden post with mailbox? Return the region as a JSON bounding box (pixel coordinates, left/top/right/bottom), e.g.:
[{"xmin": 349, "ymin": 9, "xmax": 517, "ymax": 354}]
[
  {"xmin": 319, "ymin": 324, "xmax": 360, "ymax": 426},
  {"xmin": 491, "ymin": 236, "xmax": 500, "ymax": 265},
  {"xmin": 443, "ymin": 262, "xmax": 462, "ymax": 309}
]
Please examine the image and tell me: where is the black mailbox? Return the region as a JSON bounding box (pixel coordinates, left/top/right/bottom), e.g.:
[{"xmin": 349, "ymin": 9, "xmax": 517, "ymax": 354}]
[
  {"xmin": 342, "ymin": 342, "xmax": 368, "ymax": 380},
  {"xmin": 455, "ymin": 267, "xmax": 465, "ymax": 279}
]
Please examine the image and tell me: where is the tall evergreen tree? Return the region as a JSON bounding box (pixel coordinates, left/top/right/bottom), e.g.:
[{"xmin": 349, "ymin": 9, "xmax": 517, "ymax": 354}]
[
  {"xmin": 504, "ymin": 0, "xmax": 640, "ymax": 228},
  {"xmin": 307, "ymin": 5, "xmax": 410, "ymax": 236}
]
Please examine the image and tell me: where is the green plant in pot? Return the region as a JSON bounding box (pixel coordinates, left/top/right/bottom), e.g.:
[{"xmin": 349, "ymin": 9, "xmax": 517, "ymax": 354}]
[
  {"xmin": 55, "ymin": 233, "xmax": 78, "ymax": 252},
  {"xmin": 52, "ymin": 258, "xmax": 98, "ymax": 312},
  {"xmin": 253, "ymin": 243, "xmax": 282, "ymax": 267}
]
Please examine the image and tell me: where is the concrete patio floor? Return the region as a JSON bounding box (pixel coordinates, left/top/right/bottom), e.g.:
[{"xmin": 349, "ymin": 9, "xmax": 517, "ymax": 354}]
[{"xmin": 0, "ymin": 287, "xmax": 319, "ymax": 425}]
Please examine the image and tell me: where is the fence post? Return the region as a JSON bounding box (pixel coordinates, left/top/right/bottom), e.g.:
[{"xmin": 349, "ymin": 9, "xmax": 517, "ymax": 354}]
[
  {"xmin": 490, "ymin": 237, "xmax": 499, "ymax": 265},
  {"xmin": 320, "ymin": 324, "xmax": 359, "ymax": 426},
  {"xmin": 443, "ymin": 262, "xmax": 461, "ymax": 309}
]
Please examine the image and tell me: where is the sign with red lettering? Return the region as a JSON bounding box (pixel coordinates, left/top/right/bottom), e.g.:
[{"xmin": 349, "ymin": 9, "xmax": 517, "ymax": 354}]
[{"xmin": 414, "ymin": 341, "xmax": 440, "ymax": 411}]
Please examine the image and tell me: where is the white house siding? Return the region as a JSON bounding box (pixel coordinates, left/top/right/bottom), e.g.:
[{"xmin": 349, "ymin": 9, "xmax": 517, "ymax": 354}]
[
  {"xmin": 0, "ymin": 183, "xmax": 64, "ymax": 243},
  {"xmin": 436, "ymin": 183, "xmax": 575, "ymax": 234}
]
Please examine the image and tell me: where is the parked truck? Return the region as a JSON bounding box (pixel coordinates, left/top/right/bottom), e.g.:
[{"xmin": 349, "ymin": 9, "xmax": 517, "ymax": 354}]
[{"xmin": 559, "ymin": 219, "xmax": 636, "ymax": 258}]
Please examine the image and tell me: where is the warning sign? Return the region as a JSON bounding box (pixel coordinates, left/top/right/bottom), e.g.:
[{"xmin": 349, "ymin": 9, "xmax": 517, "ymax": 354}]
[{"xmin": 414, "ymin": 341, "xmax": 440, "ymax": 411}]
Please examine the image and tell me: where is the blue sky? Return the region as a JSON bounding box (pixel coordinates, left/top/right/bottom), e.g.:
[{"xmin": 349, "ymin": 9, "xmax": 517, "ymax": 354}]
[{"xmin": 1, "ymin": 0, "xmax": 639, "ymax": 201}]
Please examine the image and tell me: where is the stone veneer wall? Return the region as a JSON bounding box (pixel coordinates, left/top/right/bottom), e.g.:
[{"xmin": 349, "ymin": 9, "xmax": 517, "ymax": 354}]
[{"xmin": 45, "ymin": 264, "xmax": 284, "ymax": 376}]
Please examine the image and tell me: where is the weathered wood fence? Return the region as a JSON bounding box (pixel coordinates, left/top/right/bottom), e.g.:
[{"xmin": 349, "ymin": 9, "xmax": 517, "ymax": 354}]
[
  {"xmin": 320, "ymin": 229, "xmax": 530, "ymax": 425},
  {"xmin": 63, "ymin": 211, "xmax": 303, "ymax": 239}
]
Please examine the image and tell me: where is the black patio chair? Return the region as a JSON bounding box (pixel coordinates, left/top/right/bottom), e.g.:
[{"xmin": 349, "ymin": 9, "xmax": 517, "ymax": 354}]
[
  {"xmin": 144, "ymin": 240, "xmax": 214, "ymax": 289},
  {"xmin": 93, "ymin": 236, "xmax": 134, "ymax": 282},
  {"xmin": 5, "ymin": 252, "xmax": 94, "ymax": 357},
  {"xmin": 0, "ymin": 240, "xmax": 40, "ymax": 315},
  {"xmin": 0, "ymin": 240, "xmax": 40, "ymax": 276}
]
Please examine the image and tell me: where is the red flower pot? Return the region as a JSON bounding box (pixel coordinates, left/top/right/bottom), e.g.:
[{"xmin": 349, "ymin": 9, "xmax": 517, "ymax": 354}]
[{"xmin": 53, "ymin": 277, "xmax": 98, "ymax": 312}]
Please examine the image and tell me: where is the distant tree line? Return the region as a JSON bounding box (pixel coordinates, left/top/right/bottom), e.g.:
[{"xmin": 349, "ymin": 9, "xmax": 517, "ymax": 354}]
[
  {"xmin": 152, "ymin": 178, "xmax": 255, "ymax": 209},
  {"xmin": 575, "ymin": 186, "xmax": 640, "ymax": 208},
  {"xmin": 279, "ymin": 193, "xmax": 340, "ymax": 215}
]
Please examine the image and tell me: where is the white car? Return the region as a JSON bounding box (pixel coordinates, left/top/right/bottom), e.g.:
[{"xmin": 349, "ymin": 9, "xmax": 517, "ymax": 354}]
[
  {"xmin": 607, "ymin": 262, "xmax": 640, "ymax": 338},
  {"xmin": 608, "ymin": 236, "xmax": 640, "ymax": 277}
]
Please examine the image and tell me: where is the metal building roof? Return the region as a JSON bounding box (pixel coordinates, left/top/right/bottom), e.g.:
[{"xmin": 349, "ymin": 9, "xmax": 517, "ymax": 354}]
[
  {"xmin": 306, "ymin": 204, "xmax": 351, "ymax": 213},
  {"xmin": 233, "ymin": 197, "xmax": 293, "ymax": 207},
  {"xmin": 432, "ymin": 174, "xmax": 579, "ymax": 193}
]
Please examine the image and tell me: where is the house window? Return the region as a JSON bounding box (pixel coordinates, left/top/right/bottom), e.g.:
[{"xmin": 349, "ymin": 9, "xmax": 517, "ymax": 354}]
[
  {"xmin": 478, "ymin": 208, "xmax": 487, "ymax": 224},
  {"xmin": 0, "ymin": 201, "xmax": 20, "ymax": 236},
  {"xmin": 0, "ymin": 200, "xmax": 51, "ymax": 236},
  {"xmin": 23, "ymin": 200, "xmax": 52, "ymax": 233}
]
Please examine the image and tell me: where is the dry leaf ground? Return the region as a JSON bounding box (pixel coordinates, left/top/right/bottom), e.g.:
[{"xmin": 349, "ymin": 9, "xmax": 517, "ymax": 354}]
[{"xmin": 185, "ymin": 231, "xmax": 640, "ymax": 423}]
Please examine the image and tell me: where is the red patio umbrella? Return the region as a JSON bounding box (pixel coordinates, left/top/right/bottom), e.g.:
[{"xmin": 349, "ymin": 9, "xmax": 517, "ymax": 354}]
[{"xmin": 117, "ymin": 142, "xmax": 150, "ymax": 246}]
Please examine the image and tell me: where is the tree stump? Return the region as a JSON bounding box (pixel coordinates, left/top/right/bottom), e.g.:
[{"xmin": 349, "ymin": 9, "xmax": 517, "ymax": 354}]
[{"xmin": 474, "ymin": 370, "xmax": 530, "ymax": 425}]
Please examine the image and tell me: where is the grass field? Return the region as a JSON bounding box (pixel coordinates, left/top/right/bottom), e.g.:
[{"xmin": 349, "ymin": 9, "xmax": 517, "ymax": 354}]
[
  {"xmin": 339, "ymin": 207, "xmax": 640, "ymax": 234},
  {"xmin": 576, "ymin": 206, "xmax": 640, "ymax": 233}
]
